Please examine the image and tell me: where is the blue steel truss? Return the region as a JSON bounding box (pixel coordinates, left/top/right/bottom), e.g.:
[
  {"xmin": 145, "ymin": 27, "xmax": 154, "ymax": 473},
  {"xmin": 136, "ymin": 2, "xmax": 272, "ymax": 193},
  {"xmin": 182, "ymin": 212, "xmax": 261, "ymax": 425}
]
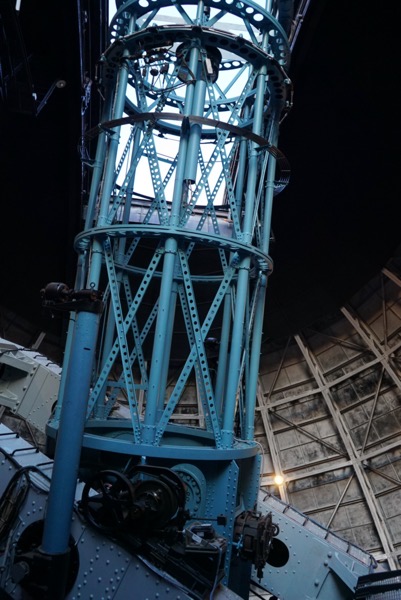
[{"xmin": 43, "ymin": 0, "xmax": 294, "ymax": 574}]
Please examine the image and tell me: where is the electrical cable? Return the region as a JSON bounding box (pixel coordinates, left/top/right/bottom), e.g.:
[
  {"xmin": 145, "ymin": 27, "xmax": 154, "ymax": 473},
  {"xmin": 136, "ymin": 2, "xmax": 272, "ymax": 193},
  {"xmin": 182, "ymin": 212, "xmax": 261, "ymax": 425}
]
[
  {"xmin": 209, "ymin": 543, "xmax": 223, "ymax": 600},
  {"xmin": 0, "ymin": 468, "xmax": 29, "ymax": 540},
  {"xmin": 0, "ymin": 459, "xmax": 52, "ymax": 540},
  {"xmin": 135, "ymin": 553, "xmax": 192, "ymax": 597},
  {"xmin": 0, "ymin": 347, "xmax": 30, "ymax": 358},
  {"xmin": 249, "ymin": 586, "xmax": 271, "ymax": 600}
]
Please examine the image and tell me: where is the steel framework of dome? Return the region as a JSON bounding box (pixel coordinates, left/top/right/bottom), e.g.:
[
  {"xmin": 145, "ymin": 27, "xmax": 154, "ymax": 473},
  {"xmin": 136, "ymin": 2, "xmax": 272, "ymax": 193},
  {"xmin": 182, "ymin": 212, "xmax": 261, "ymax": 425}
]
[{"xmin": 258, "ymin": 256, "xmax": 401, "ymax": 571}]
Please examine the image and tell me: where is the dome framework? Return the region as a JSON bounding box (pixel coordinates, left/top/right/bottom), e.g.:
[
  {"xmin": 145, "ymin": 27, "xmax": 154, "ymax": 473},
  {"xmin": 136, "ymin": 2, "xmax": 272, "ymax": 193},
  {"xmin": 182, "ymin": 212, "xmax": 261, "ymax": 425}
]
[{"xmin": 256, "ymin": 257, "xmax": 401, "ymax": 570}]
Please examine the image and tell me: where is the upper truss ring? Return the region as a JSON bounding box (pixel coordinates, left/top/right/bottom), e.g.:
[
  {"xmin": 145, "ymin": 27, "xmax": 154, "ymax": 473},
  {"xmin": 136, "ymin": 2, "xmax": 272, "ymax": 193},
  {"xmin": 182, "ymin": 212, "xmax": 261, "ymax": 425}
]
[
  {"xmin": 102, "ymin": 24, "xmax": 291, "ymax": 84},
  {"xmin": 111, "ymin": 0, "xmax": 291, "ymax": 65}
]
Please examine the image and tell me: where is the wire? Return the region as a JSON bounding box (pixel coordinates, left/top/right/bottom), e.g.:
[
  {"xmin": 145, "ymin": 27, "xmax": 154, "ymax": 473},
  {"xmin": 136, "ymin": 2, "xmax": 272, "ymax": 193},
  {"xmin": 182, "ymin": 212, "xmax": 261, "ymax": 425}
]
[
  {"xmin": 0, "ymin": 469, "xmax": 29, "ymax": 540},
  {"xmin": 253, "ymin": 438, "xmax": 266, "ymax": 480},
  {"xmin": 249, "ymin": 586, "xmax": 271, "ymax": 600},
  {"xmin": 135, "ymin": 553, "xmax": 191, "ymax": 596},
  {"xmin": 233, "ymin": 436, "xmax": 266, "ymax": 478},
  {"xmin": 209, "ymin": 543, "xmax": 223, "ymax": 600},
  {"xmin": 0, "ymin": 347, "xmax": 30, "ymax": 358},
  {"xmin": 250, "ymin": 580, "xmax": 276, "ymax": 599},
  {"xmin": 0, "ymin": 460, "xmax": 52, "ymax": 541}
]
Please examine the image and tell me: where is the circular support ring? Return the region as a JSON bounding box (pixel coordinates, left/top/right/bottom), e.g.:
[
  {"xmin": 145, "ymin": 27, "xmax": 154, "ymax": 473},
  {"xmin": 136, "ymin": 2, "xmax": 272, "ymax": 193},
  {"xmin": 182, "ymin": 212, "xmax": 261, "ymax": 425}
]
[{"xmin": 74, "ymin": 224, "xmax": 274, "ymax": 273}]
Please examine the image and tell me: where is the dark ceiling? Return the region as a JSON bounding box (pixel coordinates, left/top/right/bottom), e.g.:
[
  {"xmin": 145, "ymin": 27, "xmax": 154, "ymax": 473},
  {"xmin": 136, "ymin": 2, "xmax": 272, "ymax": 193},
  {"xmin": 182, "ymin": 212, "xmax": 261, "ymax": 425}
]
[{"xmin": 0, "ymin": 0, "xmax": 400, "ymax": 348}]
